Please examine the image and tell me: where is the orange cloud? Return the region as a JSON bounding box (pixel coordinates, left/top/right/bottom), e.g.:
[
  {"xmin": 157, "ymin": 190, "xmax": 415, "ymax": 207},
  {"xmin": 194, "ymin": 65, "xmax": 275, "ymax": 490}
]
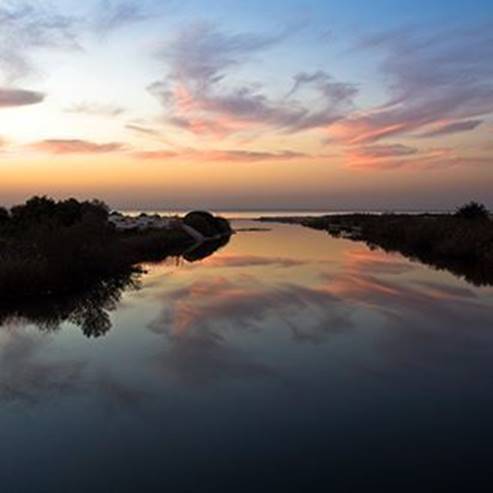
[
  {"xmin": 344, "ymin": 145, "xmax": 472, "ymax": 170},
  {"xmin": 134, "ymin": 148, "xmax": 308, "ymax": 163},
  {"xmin": 329, "ymin": 119, "xmax": 408, "ymax": 145}
]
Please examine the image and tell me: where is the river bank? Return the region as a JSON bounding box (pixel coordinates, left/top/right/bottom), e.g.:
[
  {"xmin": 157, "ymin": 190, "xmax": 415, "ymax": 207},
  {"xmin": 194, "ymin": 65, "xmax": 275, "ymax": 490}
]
[
  {"xmin": 259, "ymin": 209, "xmax": 493, "ymax": 286},
  {"xmin": 0, "ymin": 197, "xmax": 232, "ymax": 300}
]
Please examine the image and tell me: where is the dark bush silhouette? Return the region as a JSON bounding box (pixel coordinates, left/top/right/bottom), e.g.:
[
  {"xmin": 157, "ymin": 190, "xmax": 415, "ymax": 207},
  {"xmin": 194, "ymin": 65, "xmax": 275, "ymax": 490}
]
[
  {"xmin": 0, "ymin": 207, "xmax": 8, "ymax": 223},
  {"xmin": 276, "ymin": 209, "xmax": 493, "ymax": 286},
  {"xmin": 0, "ymin": 196, "xmax": 231, "ymax": 302},
  {"xmin": 455, "ymin": 201, "xmax": 490, "ymax": 220},
  {"xmin": 8, "ymin": 195, "xmax": 109, "ymax": 231},
  {"xmin": 0, "ymin": 197, "xmax": 126, "ymax": 298}
]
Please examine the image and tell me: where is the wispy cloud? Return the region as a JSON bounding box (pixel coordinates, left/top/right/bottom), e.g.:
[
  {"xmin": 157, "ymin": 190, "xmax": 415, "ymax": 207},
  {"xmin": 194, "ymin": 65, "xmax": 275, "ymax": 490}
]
[
  {"xmin": 0, "ymin": 1, "xmax": 79, "ymax": 81},
  {"xmin": 331, "ymin": 24, "xmax": 493, "ymax": 145},
  {"xmin": 65, "ymin": 102, "xmax": 125, "ymax": 117},
  {"xmin": 125, "ymin": 123, "xmax": 160, "ymax": 136},
  {"xmin": 350, "ymin": 144, "xmax": 418, "ymax": 160},
  {"xmin": 347, "ymin": 146, "xmax": 491, "ymax": 171},
  {"xmin": 31, "ymin": 139, "xmax": 125, "ymax": 154},
  {"xmin": 149, "ymin": 22, "xmax": 356, "ymax": 137},
  {"xmin": 134, "ymin": 147, "xmax": 309, "ymax": 162},
  {"xmin": 196, "ymin": 255, "xmax": 307, "ymax": 268},
  {"xmin": 345, "ymin": 143, "xmax": 420, "ymax": 169},
  {"xmin": 0, "ymin": 326, "xmax": 84, "ymax": 404},
  {"xmin": 92, "ymin": 0, "xmax": 151, "ymax": 35},
  {"xmin": 417, "ymin": 119, "xmax": 483, "ymax": 138},
  {"xmin": 149, "ymin": 276, "xmax": 351, "ymax": 350}
]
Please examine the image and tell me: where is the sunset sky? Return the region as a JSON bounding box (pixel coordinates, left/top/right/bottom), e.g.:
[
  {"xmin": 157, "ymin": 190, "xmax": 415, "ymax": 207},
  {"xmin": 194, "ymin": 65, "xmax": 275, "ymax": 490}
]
[{"xmin": 1, "ymin": 0, "xmax": 492, "ymax": 210}]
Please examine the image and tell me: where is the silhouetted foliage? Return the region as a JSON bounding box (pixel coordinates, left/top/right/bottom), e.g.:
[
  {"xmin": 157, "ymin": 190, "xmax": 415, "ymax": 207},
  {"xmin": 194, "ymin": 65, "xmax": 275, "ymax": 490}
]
[
  {"xmin": 0, "ymin": 196, "xmax": 231, "ymax": 305},
  {"xmin": 0, "ymin": 207, "xmax": 8, "ymax": 223},
  {"xmin": 7, "ymin": 195, "xmax": 109, "ymax": 231},
  {"xmin": 455, "ymin": 201, "xmax": 490, "ymax": 220},
  {"xmin": 262, "ymin": 207, "xmax": 493, "ymax": 286}
]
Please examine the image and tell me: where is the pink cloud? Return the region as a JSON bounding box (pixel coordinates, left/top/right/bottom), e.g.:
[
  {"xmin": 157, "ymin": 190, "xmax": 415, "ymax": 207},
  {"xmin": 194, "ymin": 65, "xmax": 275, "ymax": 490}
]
[
  {"xmin": 31, "ymin": 139, "xmax": 125, "ymax": 154},
  {"xmin": 134, "ymin": 147, "xmax": 308, "ymax": 163},
  {"xmin": 149, "ymin": 23, "xmax": 356, "ymax": 137}
]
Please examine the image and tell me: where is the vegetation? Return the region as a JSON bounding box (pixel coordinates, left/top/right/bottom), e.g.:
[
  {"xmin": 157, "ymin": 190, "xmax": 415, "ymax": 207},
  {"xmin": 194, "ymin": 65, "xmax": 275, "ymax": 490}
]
[
  {"xmin": 455, "ymin": 201, "xmax": 490, "ymax": 220},
  {"xmin": 0, "ymin": 196, "xmax": 231, "ymax": 301},
  {"xmin": 261, "ymin": 203, "xmax": 493, "ymax": 286}
]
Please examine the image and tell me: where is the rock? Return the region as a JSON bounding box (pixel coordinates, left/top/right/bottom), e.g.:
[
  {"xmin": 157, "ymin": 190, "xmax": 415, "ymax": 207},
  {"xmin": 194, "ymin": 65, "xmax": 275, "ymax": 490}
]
[{"xmin": 183, "ymin": 211, "xmax": 231, "ymax": 238}]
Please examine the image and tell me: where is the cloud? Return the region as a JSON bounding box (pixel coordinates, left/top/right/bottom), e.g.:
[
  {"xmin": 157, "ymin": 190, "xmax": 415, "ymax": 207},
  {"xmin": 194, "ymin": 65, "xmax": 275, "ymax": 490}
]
[
  {"xmin": 31, "ymin": 139, "xmax": 125, "ymax": 154},
  {"xmin": 135, "ymin": 149, "xmax": 178, "ymax": 160},
  {"xmin": 347, "ymin": 146, "xmax": 492, "ymax": 171},
  {"xmin": 134, "ymin": 147, "xmax": 309, "ymax": 162},
  {"xmin": 345, "ymin": 143, "xmax": 420, "ymax": 169},
  {"xmin": 149, "ymin": 276, "xmax": 351, "ymax": 345},
  {"xmin": 65, "ymin": 102, "xmax": 125, "ymax": 117},
  {"xmin": 93, "ymin": 0, "xmax": 150, "ymax": 34},
  {"xmin": 125, "ymin": 124, "xmax": 160, "ymax": 136},
  {"xmin": 0, "ymin": 2, "xmax": 79, "ymax": 81},
  {"xmin": 0, "ymin": 87, "xmax": 44, "ymax": 107},
  {"xmin": 197, "ymin": 255, "xmax": 307, "ymax": 269},
  {"xmin": 0, "ymin": 326, "xmax": 84, "ymax": 404},
  {"xmin": 330, "ymin": 24, "xmax": 493, "ymax": 145},
  {"xmin": 323, "ymin": 271, "xmax": 487, "ymax": 328},
  {"xmin": 418, "ymin": 119, "xmax": 483, "ymax": 138},
  {"xmin": 149, "ymin": 23, "xmax": 356, "ymax": 137},
  {"xmin": 343, "ymin": 248, "xmax": 416, "ymax": 276},
  {"xmin": 350, "ymin": 144, "xmax": 418, "ymax": 159}
]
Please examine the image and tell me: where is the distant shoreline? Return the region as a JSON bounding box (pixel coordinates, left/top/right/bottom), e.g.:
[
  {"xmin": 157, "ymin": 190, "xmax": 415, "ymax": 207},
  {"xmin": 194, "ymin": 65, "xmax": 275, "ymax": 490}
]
[{"xmin": 259, "ymin": 209, "xmax": 493, "ymax": 287}]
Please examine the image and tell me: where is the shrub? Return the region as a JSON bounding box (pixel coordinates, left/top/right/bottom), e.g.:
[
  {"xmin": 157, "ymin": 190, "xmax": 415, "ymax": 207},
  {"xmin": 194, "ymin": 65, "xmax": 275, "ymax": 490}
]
[
  {"xmin": 0, "ymin": 196, "xmax": 231, "ymax": 300},
  {"xmin": 455, "ymin": 201, "xmax": 490, "ymax": 220}
]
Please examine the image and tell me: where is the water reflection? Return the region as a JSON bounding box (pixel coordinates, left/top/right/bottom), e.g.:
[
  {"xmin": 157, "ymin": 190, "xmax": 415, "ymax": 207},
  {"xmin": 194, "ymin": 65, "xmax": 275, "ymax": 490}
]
[
  {"xmin": 183, "ymin": 236, "xmax": 231, "ymax": 262},
  {"xmin": 0, "ymin": 274, "xmax": 140, "ymax": 338},
  {"xmin": 1, "ymin": 222, "xmax": 493, "ymax": 491},
  {"xmin": 0, "ymin": 237, "xmax": 230, "ymax": 337},
  {"xmin": 0, "ymin": 324, "xmax": 85, "ymax": 404},
  {"xmin": 147, "ymin": 274, "xmax": 354, "ymax": 385},
  {"xmin": 329, "ymin": 230, "xmax": 493, "ymax": 286}
]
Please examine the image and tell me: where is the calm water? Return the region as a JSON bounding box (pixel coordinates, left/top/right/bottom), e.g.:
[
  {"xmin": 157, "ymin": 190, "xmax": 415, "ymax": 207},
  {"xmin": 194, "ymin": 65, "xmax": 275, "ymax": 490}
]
[{"xmin": 1, "ymin": 221, "xmax": 493, "ymax": 491}]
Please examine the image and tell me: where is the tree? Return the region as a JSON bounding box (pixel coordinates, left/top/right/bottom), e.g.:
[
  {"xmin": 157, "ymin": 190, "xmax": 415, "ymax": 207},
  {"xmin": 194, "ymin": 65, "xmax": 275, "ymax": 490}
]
[
  {"xmin": 10, "ymin": 196, "xmax": 57, "ymax": 224},
  {"xmin": 0, "ymin": 206, "xmax": 9, "ymax": 223},
  {"xmin": 455, "ymin": 201, "xmax": 490, "ymax": 220}
]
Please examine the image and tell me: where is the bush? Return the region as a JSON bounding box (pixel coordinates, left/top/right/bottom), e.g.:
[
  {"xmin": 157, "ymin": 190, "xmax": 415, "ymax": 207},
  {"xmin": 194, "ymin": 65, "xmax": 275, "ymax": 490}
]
[
  {"xmin": 455, "ymin": 201, "xmax": 490, "ymax": 220},
  {"xmin": 0, "ymin": 207, "xmax": 8, "ymax": 223},
  {"xmin": 0, "ymin": 197, "xmax": 231, "ymax": 300}
]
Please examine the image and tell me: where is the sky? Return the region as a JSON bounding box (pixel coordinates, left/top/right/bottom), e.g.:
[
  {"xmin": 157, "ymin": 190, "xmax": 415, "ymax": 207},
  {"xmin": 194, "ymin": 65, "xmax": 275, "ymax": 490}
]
[{"xmin": 1, "ymin": 0, "xmax": 492, "ymax": 210}]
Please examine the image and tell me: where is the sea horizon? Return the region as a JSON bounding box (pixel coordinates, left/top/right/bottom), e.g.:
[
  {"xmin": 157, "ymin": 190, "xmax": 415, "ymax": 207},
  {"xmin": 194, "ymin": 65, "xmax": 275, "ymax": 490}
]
[{"xmin": 120, "ymin": 208, "xmax": 454, "ymax": 219}]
